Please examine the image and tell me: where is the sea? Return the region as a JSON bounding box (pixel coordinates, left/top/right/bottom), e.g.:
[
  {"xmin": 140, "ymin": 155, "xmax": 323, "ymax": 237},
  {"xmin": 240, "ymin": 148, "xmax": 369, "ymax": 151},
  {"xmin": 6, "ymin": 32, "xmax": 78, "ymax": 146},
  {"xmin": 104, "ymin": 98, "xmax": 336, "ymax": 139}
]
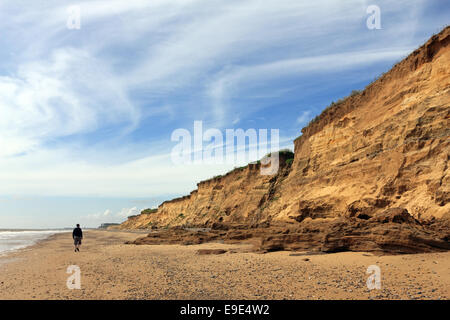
[{"xmin": 0, "ymin": 229, "xmax": 69, "ymax": 255}]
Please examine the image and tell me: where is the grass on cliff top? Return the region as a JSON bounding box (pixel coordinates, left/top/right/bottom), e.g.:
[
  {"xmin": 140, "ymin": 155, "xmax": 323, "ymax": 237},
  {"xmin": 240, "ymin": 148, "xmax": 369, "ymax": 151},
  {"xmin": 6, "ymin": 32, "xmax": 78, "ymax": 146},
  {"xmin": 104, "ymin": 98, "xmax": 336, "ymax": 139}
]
[
  {"xmin": 285, "ymin": 158, "xmax": 294, "ymax": 166},
  {"xmin": 141, "ymin": 208, "xmax": 158, "ymax": 214},
  {"xmin": 264, "ymin": 149, "xmax": 294, "ymax": 159},
  {"xmin": 204, "ymin": 149, "xmax": 295, "ymax": 182},
  {"xmin": 262, "ymin": 149, "xmax": 294, "ymax": 167},
  {"xmin": 304, "ymin": 89, "xmax": 362, "ymax": 130}
]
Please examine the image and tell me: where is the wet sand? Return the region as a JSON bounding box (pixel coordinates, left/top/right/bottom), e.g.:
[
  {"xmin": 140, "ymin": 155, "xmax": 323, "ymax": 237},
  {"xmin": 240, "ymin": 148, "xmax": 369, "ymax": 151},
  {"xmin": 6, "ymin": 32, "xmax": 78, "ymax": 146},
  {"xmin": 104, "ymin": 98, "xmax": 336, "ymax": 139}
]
[{"xmin": 0, "ymin": 230, "xmax": 448, "ymax": 300}]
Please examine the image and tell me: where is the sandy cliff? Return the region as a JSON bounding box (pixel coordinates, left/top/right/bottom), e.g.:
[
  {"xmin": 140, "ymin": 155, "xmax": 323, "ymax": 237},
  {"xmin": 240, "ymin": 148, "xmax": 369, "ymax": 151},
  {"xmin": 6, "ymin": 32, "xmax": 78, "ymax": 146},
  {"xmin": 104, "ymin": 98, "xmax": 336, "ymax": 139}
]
[
  {"xmin": 119, "ymin": 155, "xmax": 292, "ymax": 229},
  {"xmin": 269, "ymin": 26, "xmax": 450, "ymax": 223},
  {"xmin": 120, "ymin": 27, "xmax": 450, "ymax": 254}
]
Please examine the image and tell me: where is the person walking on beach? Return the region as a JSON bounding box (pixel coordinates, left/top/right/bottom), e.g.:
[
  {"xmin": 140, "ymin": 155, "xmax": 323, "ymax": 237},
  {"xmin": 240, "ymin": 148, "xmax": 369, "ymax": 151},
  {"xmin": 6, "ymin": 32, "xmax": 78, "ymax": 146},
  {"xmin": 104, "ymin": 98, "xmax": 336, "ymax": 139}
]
[{"xmin": 73, "ymin": 224, "xmax": 83, "ymax": 252}]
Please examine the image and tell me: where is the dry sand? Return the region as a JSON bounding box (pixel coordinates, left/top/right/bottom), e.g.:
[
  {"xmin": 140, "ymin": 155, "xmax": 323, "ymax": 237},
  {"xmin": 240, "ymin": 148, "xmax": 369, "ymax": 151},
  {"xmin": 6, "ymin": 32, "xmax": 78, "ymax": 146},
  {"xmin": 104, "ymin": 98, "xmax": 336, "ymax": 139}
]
[{"xmin": 0, "ymin": 230, "xmax": 448, "ymax": 300}]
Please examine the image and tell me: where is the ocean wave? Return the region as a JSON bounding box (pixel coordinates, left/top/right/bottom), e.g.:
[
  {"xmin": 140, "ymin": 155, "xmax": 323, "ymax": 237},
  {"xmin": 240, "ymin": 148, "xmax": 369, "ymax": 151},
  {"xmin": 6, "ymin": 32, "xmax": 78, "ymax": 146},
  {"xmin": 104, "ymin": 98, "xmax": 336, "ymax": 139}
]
[{"xmin": 0, "ymin": 230, "xmax": 68, "ymax": 255}]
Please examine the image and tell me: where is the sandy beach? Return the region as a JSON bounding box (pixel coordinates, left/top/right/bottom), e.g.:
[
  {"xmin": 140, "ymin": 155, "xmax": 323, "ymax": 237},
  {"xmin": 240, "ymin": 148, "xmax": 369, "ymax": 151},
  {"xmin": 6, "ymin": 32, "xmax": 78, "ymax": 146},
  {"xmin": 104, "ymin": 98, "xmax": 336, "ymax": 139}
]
[{"xmin": 0, "ymin": 230, "xmax": 448, "ymax": 300}]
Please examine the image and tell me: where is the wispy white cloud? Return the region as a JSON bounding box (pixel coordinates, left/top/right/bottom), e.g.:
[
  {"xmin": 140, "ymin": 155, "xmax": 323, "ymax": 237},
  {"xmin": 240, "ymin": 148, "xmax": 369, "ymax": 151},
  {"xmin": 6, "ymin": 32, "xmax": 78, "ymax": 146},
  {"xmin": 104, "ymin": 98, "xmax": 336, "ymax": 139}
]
[
  {"xmin": 116, "ymin": 207, "xmax": 139, "ymax": 218},
  {"xmin": 0, "ymin": 47, "xmax": 139, "ymax": 157},
  {"xmin": 84, "ymin": 207, "xmax": 140, "ymax": 226},
  {"xmin": 87, "ymin": 209, "xmax": 111, "ymax": 220}
]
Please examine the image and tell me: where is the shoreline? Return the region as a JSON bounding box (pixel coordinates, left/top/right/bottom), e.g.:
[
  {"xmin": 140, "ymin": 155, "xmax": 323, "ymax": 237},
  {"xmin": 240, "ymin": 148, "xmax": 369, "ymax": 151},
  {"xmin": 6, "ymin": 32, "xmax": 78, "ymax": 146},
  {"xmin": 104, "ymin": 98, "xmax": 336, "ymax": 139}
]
[
  {"xmin": 0, "ymin": 230, "xmax": 71, "ymax": 259},
  {"xmin": 0, "ymin": 230, "xmax": 448, "ymax": 300},
  {"xmin": 0, "ymin": 229, "xmax": 149, "ymax": 259}
]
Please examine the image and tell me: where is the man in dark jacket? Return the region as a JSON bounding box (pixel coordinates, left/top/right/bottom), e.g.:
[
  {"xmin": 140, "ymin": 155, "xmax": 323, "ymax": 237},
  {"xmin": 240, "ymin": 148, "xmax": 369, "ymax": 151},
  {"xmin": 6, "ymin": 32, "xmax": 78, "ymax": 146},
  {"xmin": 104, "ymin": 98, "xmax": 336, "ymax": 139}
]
[{"xmin": 73, "ymin": 224, "xmax": 83, "ymax": 252}]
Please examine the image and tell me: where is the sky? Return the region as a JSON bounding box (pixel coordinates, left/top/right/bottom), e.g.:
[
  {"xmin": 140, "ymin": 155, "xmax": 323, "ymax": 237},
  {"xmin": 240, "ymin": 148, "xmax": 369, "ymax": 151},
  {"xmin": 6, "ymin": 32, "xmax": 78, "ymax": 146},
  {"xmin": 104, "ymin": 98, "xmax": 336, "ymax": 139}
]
[{"xmin": 0, "ymin": 0, "xmax": 448, "ymax": 228}]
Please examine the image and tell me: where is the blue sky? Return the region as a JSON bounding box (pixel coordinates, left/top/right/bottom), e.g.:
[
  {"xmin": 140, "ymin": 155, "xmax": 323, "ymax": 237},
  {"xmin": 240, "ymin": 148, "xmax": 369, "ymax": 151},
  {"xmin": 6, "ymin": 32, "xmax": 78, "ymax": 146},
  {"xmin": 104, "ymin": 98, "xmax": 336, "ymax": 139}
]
[{"xmin": 0, "ymin": 0, "xmax": 448, "ymax": 228}]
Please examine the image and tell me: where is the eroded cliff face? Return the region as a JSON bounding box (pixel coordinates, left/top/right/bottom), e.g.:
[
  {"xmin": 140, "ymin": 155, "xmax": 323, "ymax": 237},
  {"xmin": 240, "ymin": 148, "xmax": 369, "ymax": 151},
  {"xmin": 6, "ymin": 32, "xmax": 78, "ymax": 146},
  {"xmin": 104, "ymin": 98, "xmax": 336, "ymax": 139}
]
[
  {"xmin": 119, "ymin": 161, "xmax": 291, "ymax": 229},
  {"xmin": 268, "ymin": 27, "xmax": 450, "ymax": 223},
  {"xmin": 119, "ymin": 27, "xmax": 450, "ymax": 234}
]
